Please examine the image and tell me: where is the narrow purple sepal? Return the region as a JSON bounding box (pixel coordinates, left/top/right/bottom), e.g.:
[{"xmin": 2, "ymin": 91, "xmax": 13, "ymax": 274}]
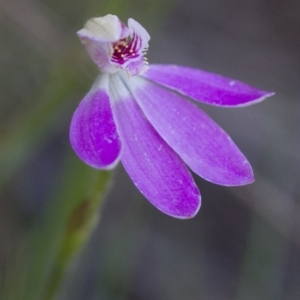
[
  {"xmin": 142, "ymin": 64, "xmax": 274, "ymax": 107},
  {"xmin": 130, "ymin": 76, "xmax": 254, "ymax": 186},
  {"xmin": 110, "ymin": 76, "xmax": 201, "ymax": 218},
  {"xmin": 70, "ymin": 76, "xmax": 121, "ymax": 169}
]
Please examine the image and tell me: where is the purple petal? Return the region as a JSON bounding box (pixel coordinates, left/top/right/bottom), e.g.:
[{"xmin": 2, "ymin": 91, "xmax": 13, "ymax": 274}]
[
  {"xmin": 142, "ymin": 64, "xmax": 274, "ymax": 107},
  {"xmin": 70, "ymin": 75, "xmax": 121, "ymax": 169},
  {"xmin": 110, "ymin": 75, "xmax": 200, "ymax": 218},
  {"xmin": 128, "ymin": 75, "xmax": 254, "ymax": 186}
]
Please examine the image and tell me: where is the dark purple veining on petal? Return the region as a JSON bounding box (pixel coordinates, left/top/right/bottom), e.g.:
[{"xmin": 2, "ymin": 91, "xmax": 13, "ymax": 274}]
[{"xmin": 111, "ymin": 33, "xmax": 142, "ymax": 65}]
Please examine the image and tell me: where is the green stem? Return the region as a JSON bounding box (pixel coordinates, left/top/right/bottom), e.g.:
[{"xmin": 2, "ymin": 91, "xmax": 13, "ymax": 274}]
[{"xmin": 44, "ymin": 169, "xmax": 112, "ymax": 300}]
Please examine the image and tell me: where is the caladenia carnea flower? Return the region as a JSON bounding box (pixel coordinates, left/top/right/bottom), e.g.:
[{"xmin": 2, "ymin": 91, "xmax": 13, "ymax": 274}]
[{"xmin": 70, "ymin": 14, "xmax": 274, "ymax": 219}]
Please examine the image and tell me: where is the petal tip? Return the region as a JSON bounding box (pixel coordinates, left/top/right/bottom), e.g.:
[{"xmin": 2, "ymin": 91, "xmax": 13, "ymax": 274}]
[
  {"xmin": 237, "ymin": 172, "xmax": 255, "ymax": 186},
  {"xmin": 174, "ymin": 197, "xmax": 201, "ymax": 220},
  {"xmin": 159, "ymin": 193, "xmax": 201, "ymax": 220},
  {"xmin": 262, "ymin": 91, "xmax": 276, "ymax": 100},
  {"xmin": 78, "ymin": 153, "xmax": 121, "ymax": 170},
  {"xmin": 236, "ymin": 90, "xmax": 275, "ymax": 107},
  {"xmin": 223, "ymin": 168, "xmax": 255, "ymax": 187}
]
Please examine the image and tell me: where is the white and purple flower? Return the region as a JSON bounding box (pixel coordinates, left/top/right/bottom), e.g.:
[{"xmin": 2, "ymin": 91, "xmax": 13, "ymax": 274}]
[{"xmin": 70, "ymin": 14, "xmax": 274, "ymax": 218}]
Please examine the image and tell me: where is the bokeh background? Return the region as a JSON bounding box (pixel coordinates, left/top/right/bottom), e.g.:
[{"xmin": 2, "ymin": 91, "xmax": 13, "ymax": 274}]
[{"xmin": 1, "ymin": 0, "xmax": 300, "ymax": 299}]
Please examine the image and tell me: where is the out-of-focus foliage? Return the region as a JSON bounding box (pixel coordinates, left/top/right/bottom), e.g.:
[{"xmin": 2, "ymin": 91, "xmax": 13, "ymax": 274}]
[{"xmin": 0, "ymin": 0, "xmax": 300, "ymax": 300}]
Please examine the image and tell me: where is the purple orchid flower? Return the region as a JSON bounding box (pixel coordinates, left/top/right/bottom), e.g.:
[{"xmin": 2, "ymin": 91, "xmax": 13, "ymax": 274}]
[{"xmin": 70, "ymin": 14, "xmax": 274, "ymax": 219}]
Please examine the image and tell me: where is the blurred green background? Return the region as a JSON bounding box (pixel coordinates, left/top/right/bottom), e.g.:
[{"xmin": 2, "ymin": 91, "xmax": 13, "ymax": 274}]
[{"xmin": 1, "ymin": 0, "xmax": 300, "ymax": 299}]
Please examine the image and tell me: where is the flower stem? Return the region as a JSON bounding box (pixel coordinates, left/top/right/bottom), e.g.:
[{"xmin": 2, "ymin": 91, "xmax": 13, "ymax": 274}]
[{"xmin": 44, "ymin": 169, "xmax": 112, "ymax": 300}]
